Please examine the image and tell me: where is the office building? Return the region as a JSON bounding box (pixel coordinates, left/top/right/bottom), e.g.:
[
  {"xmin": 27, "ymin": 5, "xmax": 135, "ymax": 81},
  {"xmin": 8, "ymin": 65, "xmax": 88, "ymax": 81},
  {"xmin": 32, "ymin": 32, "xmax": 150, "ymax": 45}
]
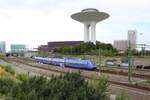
[{"xmin": 128, "ymin": 30, "xmax": 137, "ymax": 49}]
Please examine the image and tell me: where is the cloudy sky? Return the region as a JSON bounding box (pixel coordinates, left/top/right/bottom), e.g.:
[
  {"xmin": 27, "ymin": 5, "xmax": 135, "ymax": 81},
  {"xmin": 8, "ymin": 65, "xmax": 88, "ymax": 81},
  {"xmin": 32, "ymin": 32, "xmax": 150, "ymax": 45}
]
[{"xmin": 0, "ymin": 0, "xmax": 150, "ymax": 51}]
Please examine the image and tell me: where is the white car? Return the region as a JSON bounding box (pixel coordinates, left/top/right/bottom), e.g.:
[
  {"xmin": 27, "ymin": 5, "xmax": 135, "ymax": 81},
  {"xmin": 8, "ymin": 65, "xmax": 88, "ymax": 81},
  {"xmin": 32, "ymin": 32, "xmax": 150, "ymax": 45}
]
[
  {"xmin": 120, "ymin": 63, "xmax": 129, "ymax": 68},
  {"xmin": 105, "ymin": 59, "xmax": 117, "ymax": 66}
]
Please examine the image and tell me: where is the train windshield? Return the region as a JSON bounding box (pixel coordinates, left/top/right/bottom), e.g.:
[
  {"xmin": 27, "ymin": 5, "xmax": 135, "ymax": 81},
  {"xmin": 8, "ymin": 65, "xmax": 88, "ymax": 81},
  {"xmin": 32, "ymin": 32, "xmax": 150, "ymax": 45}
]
[{"xmin": 89, "ymin": 60, "xmax": 96, "ymax": 67}]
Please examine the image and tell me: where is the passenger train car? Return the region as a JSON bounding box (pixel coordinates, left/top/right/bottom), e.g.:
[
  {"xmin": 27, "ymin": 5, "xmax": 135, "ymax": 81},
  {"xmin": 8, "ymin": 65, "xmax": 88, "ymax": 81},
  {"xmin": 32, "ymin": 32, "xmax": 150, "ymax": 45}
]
[{"xmin": 34, "ymin": 56, "xmax": 96, "ymax": 70}]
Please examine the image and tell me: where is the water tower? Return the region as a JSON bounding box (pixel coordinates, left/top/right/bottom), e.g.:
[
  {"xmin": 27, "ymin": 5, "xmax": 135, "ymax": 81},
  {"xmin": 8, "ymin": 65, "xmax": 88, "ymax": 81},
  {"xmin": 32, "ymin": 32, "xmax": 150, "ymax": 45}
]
[{"xmin": 71, "ymin": 8, "xmax": 109, "ymax": 44}]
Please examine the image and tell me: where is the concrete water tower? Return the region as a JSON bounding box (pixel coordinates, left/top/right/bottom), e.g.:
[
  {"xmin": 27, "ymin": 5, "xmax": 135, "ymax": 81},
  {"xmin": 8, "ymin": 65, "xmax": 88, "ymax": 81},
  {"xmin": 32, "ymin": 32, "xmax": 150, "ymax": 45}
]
[{"xmin": 71, "ymin": 8, "xmax": 109, "ymax": 44}]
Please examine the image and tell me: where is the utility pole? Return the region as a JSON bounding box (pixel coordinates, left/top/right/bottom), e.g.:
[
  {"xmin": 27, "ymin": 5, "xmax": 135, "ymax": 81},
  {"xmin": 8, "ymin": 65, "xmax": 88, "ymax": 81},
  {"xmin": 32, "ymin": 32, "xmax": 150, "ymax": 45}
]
[{"xmin": 128, "ymin": 40, "xmax": 132, "ymax": 82}]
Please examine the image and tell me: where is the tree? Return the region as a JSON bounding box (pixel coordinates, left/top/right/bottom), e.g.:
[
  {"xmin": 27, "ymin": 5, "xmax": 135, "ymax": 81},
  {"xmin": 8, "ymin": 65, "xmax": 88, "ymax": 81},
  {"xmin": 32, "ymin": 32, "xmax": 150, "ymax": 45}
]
[{"xmin": 54, "ymin": 41, "xmax": 118, "ymax": 56}]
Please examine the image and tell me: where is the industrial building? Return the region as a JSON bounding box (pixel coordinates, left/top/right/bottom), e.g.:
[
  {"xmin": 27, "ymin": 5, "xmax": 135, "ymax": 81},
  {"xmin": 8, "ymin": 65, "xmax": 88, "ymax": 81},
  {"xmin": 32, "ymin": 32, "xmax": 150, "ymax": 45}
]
[
  {"xmin": 0, "ymin": 41, "xmax": 6, "ymax": 53},
  {"xmin": 113, "ymin": 40, "xmax": 128, "ymax": 52},
  {"xmin": 38, "ymin": 41, "xmax": 82, "ymax": 52},
  {"xmin": 113, "ymin": 30, "xmax": 137, "ymax": 52},
  {"xmin": 48, "ymin": 41, "xmax": 82, "ymax": 49}
]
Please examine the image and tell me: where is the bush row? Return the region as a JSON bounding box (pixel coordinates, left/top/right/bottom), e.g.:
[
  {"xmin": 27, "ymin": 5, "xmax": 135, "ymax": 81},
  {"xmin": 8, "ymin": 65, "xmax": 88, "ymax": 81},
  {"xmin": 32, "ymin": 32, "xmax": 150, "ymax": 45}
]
[{"xmin": 0, "ymin": 72, "xmax": 109, "ymax": 100}]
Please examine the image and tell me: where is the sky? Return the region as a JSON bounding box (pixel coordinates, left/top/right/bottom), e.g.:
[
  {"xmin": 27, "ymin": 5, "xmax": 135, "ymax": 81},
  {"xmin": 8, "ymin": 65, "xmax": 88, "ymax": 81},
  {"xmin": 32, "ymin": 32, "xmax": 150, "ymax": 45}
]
[{"xmin": 0, "ymin": 0, "xmax": 150, "ymax": 51}]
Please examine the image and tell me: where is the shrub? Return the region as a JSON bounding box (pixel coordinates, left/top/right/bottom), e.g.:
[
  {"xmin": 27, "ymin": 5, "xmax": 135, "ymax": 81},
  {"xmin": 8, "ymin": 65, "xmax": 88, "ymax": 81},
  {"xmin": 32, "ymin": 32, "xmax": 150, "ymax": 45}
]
[
  {"xmin": 95, "ymin": 77, "xmax": 109, "ymax": 99},
  {"xmin": 0, "ymin": 73, "xmax": 110, "ymax": 100},
  {"xmin": 90, "ymin": 76, "xmax": 109, "ymax": 100},
  {"xmin": 0, "ymin": 77, "xmax": 17, "ymax": 95},
  {"xmin": 16, "ymin": 73, "xmax": 28, "ymax": 81}
]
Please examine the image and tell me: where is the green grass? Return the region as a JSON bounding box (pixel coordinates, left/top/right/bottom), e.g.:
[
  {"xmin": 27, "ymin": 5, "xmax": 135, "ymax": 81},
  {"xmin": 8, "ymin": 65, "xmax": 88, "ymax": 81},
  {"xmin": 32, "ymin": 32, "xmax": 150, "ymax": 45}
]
[
  {"xmin": 0, "ymin": 65, "xmax": 15, "ymax": 76},
  {"xmin": 115, "ymin": 92, "xmax": 130, "ymax": 100}
]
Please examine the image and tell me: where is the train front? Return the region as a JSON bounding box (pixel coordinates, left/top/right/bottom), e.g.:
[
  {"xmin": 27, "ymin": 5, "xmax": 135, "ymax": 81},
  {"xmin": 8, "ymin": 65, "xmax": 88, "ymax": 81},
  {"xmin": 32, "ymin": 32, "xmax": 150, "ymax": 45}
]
[{"xmin": 86, "ymin": 60, "xmax": 97, "ymax": 69}]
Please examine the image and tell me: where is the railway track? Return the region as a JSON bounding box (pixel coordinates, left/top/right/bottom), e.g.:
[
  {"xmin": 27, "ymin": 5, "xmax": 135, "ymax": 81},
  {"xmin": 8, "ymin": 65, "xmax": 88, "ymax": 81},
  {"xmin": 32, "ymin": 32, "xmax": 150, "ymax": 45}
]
[
  {"xmin": 7, "ymin": 57, "xmax": 150, "ymax": 81},
  {"xmin": 103, "ymin": 66, "xmax": 150, "ymax": 72},
  {"xmin": 7, "ymin": 57, "xmax": 150, "ymax": 92},
  {"xmin": 95, "ymin": 68, "xmax": 150, "ymax": 80},
  {"xmin": 12, "ymin": 57, "xmax": 150, "ymax": 79}
]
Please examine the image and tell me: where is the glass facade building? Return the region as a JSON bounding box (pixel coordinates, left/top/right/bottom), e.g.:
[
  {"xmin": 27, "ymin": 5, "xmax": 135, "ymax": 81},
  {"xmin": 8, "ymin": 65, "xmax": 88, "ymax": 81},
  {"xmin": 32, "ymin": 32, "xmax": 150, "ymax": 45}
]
[
  {"xmin": 0, "ymin": 41, "xmax": 6, "ymax": 53},
  {"xmin": 11, "ymin": 44, "xmax": 26, "ymax": 53}
]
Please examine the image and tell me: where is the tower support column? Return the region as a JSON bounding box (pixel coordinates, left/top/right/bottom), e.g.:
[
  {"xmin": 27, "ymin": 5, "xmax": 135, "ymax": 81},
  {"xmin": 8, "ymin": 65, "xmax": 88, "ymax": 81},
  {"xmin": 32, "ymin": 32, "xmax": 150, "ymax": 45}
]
[
  {"xmin": 91, "ymin": 22, "xmax": 96, "ymax": 44},
  {"xmin": 84, "ymin": 24, "xmax": 89, "ymax": 42}
]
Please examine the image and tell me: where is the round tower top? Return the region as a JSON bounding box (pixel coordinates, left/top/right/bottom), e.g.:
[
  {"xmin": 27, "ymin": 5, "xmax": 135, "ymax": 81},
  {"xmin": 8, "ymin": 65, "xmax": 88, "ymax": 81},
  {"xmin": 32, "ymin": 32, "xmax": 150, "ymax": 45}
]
[
  {"xmin": 82, "ymin": 8, "xmax": 99, "ymax": 12},
  {"xmin": 71, "ymin": 8, "xmax": 109, "ymax": 23}
]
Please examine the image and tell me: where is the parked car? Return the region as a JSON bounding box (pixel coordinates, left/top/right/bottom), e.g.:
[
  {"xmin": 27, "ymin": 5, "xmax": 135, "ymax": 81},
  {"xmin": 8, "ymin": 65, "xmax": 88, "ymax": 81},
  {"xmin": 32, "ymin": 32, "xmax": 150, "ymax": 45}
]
[
  {"xmin": 105, "ymin": 59, "xmax": 117, "ymax": 66},
  {"xmin": 143, "ymin": 65, "xmax": 150, "ymax": 69}
]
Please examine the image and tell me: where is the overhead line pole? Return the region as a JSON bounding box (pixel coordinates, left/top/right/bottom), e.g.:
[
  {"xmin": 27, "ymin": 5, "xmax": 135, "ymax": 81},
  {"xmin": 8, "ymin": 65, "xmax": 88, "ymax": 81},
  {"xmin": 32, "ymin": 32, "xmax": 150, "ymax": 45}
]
[
  {"xmin": 99, "ymin": 47, "xmax": 101, "ymax": 71},
  {"xmin": 128, "ymin": 40, "xmax": 132, "ymax": 82}
]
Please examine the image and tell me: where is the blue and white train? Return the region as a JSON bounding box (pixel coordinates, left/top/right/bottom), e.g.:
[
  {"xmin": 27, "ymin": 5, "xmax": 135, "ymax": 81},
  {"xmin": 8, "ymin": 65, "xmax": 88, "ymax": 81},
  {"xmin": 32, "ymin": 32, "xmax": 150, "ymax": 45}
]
[{"xmin": 34, "ymin": 56, "xmax": 96, "ymax": 70}]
